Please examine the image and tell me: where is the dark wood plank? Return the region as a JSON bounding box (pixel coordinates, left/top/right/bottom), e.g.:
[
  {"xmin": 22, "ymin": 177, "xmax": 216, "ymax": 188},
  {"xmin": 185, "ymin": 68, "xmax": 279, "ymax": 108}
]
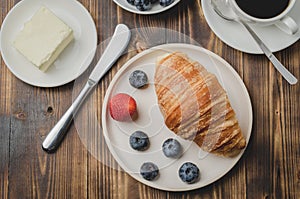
[{"xmin": 0, "ymin": 69, "xmax": 10, "ymax": 199}]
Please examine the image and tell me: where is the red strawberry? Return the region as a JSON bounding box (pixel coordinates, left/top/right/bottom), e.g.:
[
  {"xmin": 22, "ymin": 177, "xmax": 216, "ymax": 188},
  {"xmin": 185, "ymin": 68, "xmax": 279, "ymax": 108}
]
[{"xmin": 109, "ymin": 93, "xmax": 137, "ymax": 121}]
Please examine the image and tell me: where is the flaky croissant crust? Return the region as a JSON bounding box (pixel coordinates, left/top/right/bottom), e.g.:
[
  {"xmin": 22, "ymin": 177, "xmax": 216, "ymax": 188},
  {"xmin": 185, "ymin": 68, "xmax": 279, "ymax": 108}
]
[{"xmin": 155, "ymin": 52, "xmax": 246, "ymax": 157}]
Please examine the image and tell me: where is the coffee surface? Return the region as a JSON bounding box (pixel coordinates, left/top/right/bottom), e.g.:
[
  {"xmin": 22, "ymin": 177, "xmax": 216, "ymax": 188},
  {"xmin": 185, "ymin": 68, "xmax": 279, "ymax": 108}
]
[{"xmin": 235, "ymin": 0, "xmax": 289, "ymax": 19}]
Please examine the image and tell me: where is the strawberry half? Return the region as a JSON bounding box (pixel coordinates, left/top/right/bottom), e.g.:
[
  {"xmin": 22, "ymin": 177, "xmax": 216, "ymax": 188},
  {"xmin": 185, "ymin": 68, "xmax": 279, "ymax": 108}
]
[{"xmin": 109, "ymin": 93, "xmax": 137, "ymax": 121}]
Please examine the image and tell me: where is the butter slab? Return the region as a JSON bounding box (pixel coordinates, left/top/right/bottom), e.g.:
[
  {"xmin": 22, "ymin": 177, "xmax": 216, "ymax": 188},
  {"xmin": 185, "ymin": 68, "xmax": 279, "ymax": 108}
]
[{"xmin": 13, "ymin": 7, "xmax": 74, "ymax": 72}]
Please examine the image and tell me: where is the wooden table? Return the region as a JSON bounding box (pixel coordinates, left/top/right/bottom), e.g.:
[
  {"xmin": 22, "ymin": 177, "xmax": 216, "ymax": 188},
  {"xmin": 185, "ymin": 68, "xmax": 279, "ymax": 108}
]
[{"xmin": 1, "ymin": 0, "xmax": 299, "ymax": 198}]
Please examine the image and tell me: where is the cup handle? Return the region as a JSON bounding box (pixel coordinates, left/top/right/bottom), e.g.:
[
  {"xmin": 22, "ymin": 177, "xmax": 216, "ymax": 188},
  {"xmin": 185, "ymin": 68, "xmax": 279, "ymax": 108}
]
[{"xmin": 275, "ymin": 16, "xmax": 299, "ymax": 35}]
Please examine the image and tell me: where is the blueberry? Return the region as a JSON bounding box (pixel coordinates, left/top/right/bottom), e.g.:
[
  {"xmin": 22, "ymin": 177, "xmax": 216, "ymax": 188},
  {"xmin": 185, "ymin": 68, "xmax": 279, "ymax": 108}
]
[
  {"xmin": 129, "ymin": 131, "xmax": 150, "ymax": 151},
  {"xmin": 140, "ymin": 162, "xmax": 159, "ymax": 181},
  {"xmin": 162, "ymin": 138, "xmax": 182, "ymax": 158},
  {"xmin": 178, "ymin": 162, "xmax": 200, "ymax": 184},
  {"xmin": 127, "ymin": 0, "xmax": 135, "ymax": 5},
  {"xmin": 129, "ymin": 70, "xmax": 148, "ymax": 88},
  {"xmin": 159, "ymin": 0, "xmax": 174, "ymax": 7},
  {"xmin": 134, "ymin": 0, "xmax": 152, "ymax": 11}
]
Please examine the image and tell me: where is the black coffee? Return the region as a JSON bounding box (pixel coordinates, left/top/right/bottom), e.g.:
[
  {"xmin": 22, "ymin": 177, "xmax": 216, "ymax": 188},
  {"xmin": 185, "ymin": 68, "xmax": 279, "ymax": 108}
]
[{"xmin": 235, "ymin": 0, "xmax": 290, "ymax": 19}]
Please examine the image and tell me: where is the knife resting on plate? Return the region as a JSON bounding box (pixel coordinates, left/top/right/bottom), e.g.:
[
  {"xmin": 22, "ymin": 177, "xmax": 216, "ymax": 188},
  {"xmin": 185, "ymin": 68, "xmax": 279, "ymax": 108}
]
[{"xmin": 42, "ymin": 24, "xmax": 131, "ymax": 153}]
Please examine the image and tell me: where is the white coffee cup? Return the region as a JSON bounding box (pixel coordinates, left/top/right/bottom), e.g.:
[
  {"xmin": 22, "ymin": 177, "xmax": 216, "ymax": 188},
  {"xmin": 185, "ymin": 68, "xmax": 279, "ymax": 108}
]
[{"xmin": 228, "ymin": 0, "xmax": 299, "ymax": 35}]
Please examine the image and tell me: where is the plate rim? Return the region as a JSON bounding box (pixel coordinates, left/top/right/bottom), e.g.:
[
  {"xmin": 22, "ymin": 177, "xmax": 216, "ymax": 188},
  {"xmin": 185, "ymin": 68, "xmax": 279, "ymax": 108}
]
[
  {"xmin": 101, "ymin": 43, "xmax": 253, "ymax": 191},
  {"xmin": 0, "ymin": 0, "xmax": 97, "ymax": 87},
  {"xmin": 113, "ymin": 0, "xmax": 181, "ymax": 15}
]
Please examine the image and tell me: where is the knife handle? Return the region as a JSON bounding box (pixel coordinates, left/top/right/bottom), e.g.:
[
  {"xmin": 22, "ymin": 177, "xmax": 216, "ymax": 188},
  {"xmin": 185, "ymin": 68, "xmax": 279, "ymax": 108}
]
[{"xmin": 42, "ymin": 80, "xmax": 96, "ymax": 153}]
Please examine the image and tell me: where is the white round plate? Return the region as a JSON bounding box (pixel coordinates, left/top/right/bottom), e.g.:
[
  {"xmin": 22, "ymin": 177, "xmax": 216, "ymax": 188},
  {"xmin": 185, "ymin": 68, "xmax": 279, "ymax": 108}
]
[
  {"xmin": 0, "ymin": 0, "xmax": 97, "ymax": 87},
  {"xmin": 201, "ymin": 0, "xmax": 300, "ymax": 54},
  {"xmin": 114, "ymin": 0, "xmax": 180, "ymax": 15},
  {"xmin": 102, "ymin": 43, "xmax": 252, "ymax": 191}
]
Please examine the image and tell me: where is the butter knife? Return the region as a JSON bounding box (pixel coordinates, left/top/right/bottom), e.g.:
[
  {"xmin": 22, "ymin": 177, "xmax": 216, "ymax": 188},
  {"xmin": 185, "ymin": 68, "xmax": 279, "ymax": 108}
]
[{"xmin": 42, "ymin": 24, "xmax": 131, "ymax": 153}]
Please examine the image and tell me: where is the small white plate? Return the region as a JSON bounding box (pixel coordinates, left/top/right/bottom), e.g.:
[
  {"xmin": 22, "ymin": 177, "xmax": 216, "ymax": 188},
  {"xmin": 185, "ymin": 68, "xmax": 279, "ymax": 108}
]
[
  {"xmin": 102, "ymin": 43, "xmax": 252, "ymax": 191},
  {"xmin": 201, "ymin": 0, "xmax": 300, "ymax": 54},
  {"xmin": 0, "ymin": 0, "xmax": 97, "ymax": 87},
  {"xmin": 114, "ymin": 0, "xmax": 180, "ymax": 15}
]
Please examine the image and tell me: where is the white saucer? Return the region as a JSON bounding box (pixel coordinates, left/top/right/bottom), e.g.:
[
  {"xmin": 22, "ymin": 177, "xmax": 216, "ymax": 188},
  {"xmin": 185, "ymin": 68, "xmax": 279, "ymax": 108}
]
[
  {"xmin": 0, "ymin": 0, "xmax": 97, "ymax": 87},
  {"xmin": 201, "ymin": 0, "xmax": 300, "ymax": 54},
  {"xmin": 102, "ymin": 44, "xmax": 252, "ymax": 191},
  {"xmin": 114, "ymin": 0, "xmax": 180, "ymax": 15}
]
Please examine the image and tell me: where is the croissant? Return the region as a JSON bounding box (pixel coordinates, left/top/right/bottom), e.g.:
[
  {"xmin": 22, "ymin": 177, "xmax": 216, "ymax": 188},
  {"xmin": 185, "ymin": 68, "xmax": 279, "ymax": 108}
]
[{"xmin": 154, "ymin": 52, "xmax": 246, "ymax": 157}]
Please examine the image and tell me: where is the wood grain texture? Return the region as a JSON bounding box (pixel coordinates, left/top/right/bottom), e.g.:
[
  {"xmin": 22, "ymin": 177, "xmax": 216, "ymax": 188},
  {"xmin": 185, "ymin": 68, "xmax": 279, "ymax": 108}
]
[{"xmin": 0, "ymin": 0, "xmax": 300, "ymax": 198}]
